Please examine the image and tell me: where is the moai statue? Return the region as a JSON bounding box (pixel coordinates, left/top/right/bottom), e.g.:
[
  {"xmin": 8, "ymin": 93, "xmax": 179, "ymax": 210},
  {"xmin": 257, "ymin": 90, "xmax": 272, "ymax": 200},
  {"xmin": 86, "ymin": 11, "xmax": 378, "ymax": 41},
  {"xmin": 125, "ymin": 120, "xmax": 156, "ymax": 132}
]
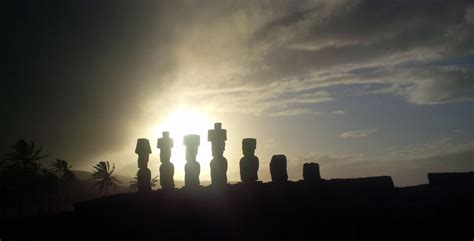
[
  {"xmin": 303, "ymin": 162, "xmax": 321, "ymax": 183},
  {"xmin": 183, "ymin": 134, "xmax": 201, "ymax": 188},
  {"xmin": 270, "ymin": 154, "xmax": 288, "ymax": 183},
  {"xmin": 208, "ymin": 123, "xmax": 228, "ymax": 186},
  {"xmin": 157, "ymin": 131, "xmax": 175, "ymax": 189},
  {"xmin": 239, "ymin": 138, "xmax": 259, "ymax": 183},
  {"xmin": 135, "ymin": 138, "xmax": 152, "ymax": 192}
]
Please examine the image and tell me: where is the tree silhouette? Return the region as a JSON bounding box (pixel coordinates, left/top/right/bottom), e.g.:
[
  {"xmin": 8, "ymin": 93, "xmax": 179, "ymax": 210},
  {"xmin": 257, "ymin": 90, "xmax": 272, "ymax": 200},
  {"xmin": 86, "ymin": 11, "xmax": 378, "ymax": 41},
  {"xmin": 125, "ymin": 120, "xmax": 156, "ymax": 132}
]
[
  {"xmin": 1, "ymin": 140, "xmax": 49, "ymax": 217},
  {"xmin": 4, "ymin": 140, "xmax": 48, "ymax": 170},
  {"xmin": 62, "ymin": 169, "xmax": 77, "ymax": 182},
  {"xmin": 50, "ymin": 159, "xmax": 70, "ymax": 177},
  {"xmin": 90, "ymin": 161, "xmax": 120, "ymax": 195},
  {"xmin": 51, "ymin": 159, "xmax": 76, "ymax": 203},
  {"xmin": 38, "ymin": 168, "xmax": 58, "ymax": 212},
  {"xmin": 50, "ymin": 159, "xmax": 77, "ymax": 183},
  {"xmin": 129, "ymin": 174, "xmax": 158, "ymax": 192}
]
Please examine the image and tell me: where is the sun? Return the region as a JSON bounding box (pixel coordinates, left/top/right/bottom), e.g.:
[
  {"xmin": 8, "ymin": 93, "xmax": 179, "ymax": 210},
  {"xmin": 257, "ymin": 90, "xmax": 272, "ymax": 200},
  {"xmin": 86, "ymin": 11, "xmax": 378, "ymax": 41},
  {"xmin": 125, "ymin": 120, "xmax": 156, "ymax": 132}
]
[{"xmin": 152, "ymin": 107, "xmax": 214, "ymax": 181}]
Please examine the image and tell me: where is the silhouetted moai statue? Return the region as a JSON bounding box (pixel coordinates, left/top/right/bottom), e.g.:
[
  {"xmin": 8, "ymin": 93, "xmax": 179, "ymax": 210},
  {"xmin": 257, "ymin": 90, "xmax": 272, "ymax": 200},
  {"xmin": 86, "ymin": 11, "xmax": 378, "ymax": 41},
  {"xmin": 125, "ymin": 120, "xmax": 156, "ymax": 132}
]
[
  {"xmin": 208, "ymin": 123, "xmax": 228, "ymax": 186},
  {"xmin": 157, "ymin": 131, "xmax": 175, "ymax": 189},
  {"xmin": 184, "ymin": 134, "xmax": 201, "ymax": 188},
  {"xmin": 240, "ymin": 138, "xmax": 259, "ymax": 183},
  {"xmin": 303, "ymin": 163, "xmax": 321, "ymax": 183},
  {"xmin": 270, "ymin": 155, "xmax": 288, "ymax": 183},
  {"xmin": 135, "ymin": 138, "xmax": 152, "ymax": 192}
]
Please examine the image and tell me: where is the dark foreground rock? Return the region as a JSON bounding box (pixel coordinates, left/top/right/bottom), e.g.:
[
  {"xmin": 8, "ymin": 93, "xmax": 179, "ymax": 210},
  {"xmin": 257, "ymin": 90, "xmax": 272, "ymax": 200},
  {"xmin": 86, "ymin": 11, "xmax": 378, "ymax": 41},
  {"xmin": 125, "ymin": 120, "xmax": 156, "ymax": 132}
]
[
  {"xmin": 428, "ymin": 172, "xmax": 474, "ymax": 186},
  {"xmin": 1, "ymin": 177, "xmax": 473, "ymax": 241}
]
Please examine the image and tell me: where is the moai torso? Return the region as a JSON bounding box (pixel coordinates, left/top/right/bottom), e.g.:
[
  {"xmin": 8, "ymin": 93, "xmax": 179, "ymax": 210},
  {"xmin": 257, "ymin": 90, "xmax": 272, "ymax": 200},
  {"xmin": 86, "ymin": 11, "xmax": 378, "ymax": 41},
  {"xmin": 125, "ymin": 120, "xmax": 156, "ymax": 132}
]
[
  {"xmin": 184, "ymin": 134, "xmax": 201, "ymax": 188},
  {"xmin": 137, "ymin": 168, "xmax": 151, "ymax": 192},
  {"xmin": 135, "ymin": 138, "xmax": 152, "ymax": 192},
  {"xmin": 208, "ymin": 123, "xmax": 228, "ymax": 186},
  {"xmin": 184, "ymin": 160, "xmax": 200, "ymax": 187},
  {"xmin": 240, "ymin": 138, "xmax": 259, "ymax": 183},
  {"xmin": 160, "ymin": 163, "xmax": 174, "ymax": 189},
  {"xmin": 270, "ymin": 154, "xmax": 288, "ymax": 183},
  {"xmin": 158, "ymin": 132, "xmax": 175, "ymax": 189}
]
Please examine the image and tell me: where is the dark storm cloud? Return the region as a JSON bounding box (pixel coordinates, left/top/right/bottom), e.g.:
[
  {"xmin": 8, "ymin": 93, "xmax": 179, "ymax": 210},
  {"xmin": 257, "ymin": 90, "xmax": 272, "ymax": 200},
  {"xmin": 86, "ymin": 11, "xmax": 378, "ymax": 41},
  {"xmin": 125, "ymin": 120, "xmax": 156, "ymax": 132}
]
[{"xmin": 2, "ymin": 1, "xmax": 181, "ymax": 162}]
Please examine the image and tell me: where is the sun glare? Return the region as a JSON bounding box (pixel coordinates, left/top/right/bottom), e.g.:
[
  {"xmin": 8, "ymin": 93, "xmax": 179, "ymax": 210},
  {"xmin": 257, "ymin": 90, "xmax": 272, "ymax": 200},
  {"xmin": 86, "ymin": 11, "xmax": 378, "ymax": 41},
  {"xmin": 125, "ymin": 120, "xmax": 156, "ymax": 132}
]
[{"xmin": 153, "ymin": 108, "xmax": 214, "ymax": 181}]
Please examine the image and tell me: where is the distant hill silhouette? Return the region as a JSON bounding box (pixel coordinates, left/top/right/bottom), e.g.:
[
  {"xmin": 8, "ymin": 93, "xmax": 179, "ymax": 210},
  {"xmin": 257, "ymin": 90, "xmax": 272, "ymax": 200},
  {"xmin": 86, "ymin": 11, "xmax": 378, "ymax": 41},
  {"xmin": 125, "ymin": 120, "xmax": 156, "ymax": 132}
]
[
  {"xmin": 73, "ymin": 170, "xmax": 134, "ymax": 184},
  {"xmin": 1, "ymin": 172, "xmax": 472, "ymax": 241},
  {"xmin": 73, "ymin": 170, "xmax": 213, "ymax": 189},
  {"xmin": 68, "ymin": 172, "xmax": 128, "ymax": 200}
]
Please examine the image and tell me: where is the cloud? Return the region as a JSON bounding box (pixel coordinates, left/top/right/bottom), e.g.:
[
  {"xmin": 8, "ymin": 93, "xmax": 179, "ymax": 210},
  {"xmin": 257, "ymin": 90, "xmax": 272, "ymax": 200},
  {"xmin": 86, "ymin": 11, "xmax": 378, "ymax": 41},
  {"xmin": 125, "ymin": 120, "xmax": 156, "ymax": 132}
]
[
  {"xmin": 269, "ymin": 108, "xmax": 321, "ymax": 117},
  {"xmin": 331, "ymin": 110, "xmax": 345, "ymax": 115},
  {"xmin": 403, "ymin": 67, "xmax": 474, "ymax": 105},
  {"xmin": 466, "ymin": 5, "xmax": 474, "ymax": 24},
  {"xmin": 339, "ymin": 129, "xmax": 378, "ymax": 138},
  {"xmin": 96, "ymin": 0, "xmax": 473, "ymax": 120},
  {"xmin": 180, "ymin": 84, "xmax": 334, "ymax": 116},
  {"xmin": 165, "ymin": 0, "xmax": 474, "ymax": 116},
  {"xmin": 357, "ymin": 66, "xmax": 474, "ymax": 105}
]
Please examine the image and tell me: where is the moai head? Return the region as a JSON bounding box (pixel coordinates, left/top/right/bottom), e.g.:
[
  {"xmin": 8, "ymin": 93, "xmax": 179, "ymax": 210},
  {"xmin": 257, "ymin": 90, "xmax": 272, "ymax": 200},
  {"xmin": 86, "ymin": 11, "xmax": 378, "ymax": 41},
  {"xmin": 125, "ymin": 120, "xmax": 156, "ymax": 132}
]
[
  {"xmin": 157, "ymin": 131, "xmax": 174, "ymax": 163},
  {"xmin": 303, "ymin": 162, "xmax": 321, "ymax": 182},
  {"xmin": 208, "ymin": 123, "xmax": 227, "ymax": 158},
  {"xmin": 135, "ymin": 138, "xmax": 152, "ymax": 169},
  {"xmin": 184, "ymin": 134, "xmax": 200, "ymax": 162},
  {"xmin": 270, "ymin": 154, "xmax": 288, "ymax": 183},
  {"xmin": 242, "ymin": 138, "xmax": 257, "ymax": 157}
]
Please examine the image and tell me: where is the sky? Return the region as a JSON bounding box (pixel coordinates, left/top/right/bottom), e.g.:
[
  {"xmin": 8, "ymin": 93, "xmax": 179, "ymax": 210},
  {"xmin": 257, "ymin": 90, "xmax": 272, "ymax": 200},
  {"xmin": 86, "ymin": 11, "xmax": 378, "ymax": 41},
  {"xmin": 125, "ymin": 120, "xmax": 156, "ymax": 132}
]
[{"xmin": 2, "ymin": 0, "xmax": 473, "ymax": 186}]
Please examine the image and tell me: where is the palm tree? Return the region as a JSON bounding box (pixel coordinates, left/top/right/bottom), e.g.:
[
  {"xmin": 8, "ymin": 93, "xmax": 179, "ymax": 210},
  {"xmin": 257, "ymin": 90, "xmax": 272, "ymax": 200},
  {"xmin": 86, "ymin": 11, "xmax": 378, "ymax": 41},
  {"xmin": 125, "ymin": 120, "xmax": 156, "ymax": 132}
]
[
  {"xmin": 4, "ymin": 139, "xmax": 48, "ymax": 170},
  {"xmin": 50, "ymin": 159, "xmax": 69, "ymax": 177},
  {"xmin": 50, "ymin": 159, "xmax": 76, "ymax": 183},
  {"xmin": 90, "ymin": 161, "xmax": 121, "ymax": 195},
  {"xmin": 3, "ymin": 139, "xmax": 48, "ymax": 216},
  {"xmin": 151, "ymin": 175, "xmax": 158, "ymax": 188}
]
